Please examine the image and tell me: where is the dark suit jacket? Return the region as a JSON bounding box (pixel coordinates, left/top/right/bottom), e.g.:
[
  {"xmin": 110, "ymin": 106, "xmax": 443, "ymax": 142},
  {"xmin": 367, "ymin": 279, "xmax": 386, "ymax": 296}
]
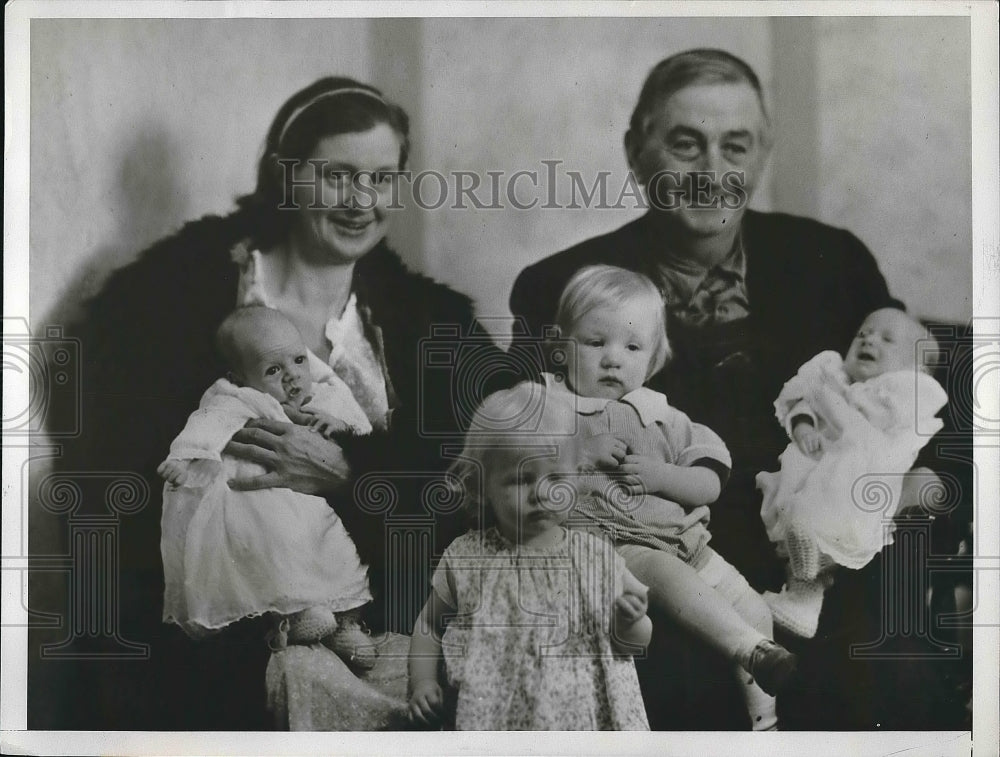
[{"xmin": 510, "ymin": 211, "xmax": 969, "ymax": 729}]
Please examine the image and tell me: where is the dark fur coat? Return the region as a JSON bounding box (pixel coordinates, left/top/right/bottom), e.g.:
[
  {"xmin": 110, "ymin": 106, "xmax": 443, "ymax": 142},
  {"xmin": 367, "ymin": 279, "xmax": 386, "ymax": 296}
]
[{"xmin": 32, "ymin": 210, "xmax": 500, "ymax": 729}]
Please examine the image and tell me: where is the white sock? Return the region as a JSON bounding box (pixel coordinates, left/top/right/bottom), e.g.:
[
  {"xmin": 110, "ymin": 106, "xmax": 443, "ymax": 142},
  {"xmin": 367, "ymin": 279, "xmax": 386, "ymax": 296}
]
[{"xmin": 736, "ymin": 666, "xmax": 778, "ymax": 730}]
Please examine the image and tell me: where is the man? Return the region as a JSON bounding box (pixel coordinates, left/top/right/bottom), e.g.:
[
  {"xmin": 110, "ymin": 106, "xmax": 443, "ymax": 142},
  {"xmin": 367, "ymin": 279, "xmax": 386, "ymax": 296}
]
[
  {"xmin": 511, "ymin": 49, "xmax": 963, "ymax": 729},
  {"xmin": 512, "ymin": 48, "xmax": 897, "ymax": 590}
]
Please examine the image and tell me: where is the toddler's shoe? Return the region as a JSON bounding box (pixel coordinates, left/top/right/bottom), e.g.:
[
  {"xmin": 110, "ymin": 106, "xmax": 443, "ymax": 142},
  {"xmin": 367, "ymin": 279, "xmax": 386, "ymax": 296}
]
[
  {"xmin": 746, "ymin": 638, "xmax": 798, "ymax": 696},
  {"xmin": 324, "ymin": 613, "xmax": 378, "ymax": 674},
  {"xmin": 286, "ymin": 605, "xmax": 339, "ymax": 644},
  {"xmin": 765, "ymin": 577, "xmax": 826, "ymax": 639}
]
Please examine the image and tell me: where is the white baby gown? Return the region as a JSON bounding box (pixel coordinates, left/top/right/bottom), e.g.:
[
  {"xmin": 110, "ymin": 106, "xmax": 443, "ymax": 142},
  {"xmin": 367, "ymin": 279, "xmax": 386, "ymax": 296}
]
[
  {"xmin": 160, "ymin": 358, "xmax": 373, "ymax": 637},
  {"xmin": 757, "ymin": 350, "xmax": 947, "ymax": 571}
]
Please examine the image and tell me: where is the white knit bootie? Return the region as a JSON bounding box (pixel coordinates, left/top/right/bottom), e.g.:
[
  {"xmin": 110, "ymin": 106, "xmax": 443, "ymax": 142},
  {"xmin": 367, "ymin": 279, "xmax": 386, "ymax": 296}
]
[
  {"xmin": 764, "ymin": 577, "xmax": 827, "ymax": 639},
  {"xmin": 285, "ymin": 605, "xmax": 339, "ymax": 644}
]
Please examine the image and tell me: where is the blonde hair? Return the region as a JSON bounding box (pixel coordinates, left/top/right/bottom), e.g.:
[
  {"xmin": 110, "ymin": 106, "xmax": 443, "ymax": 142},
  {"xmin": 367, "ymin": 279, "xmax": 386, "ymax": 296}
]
[
  {"xmin": 554, "ymin": 264, "xmax": 671, "ymax": 378},
  {"xmin": 448, "ymin": 382, "xmax": 578, "ymax": 531}
]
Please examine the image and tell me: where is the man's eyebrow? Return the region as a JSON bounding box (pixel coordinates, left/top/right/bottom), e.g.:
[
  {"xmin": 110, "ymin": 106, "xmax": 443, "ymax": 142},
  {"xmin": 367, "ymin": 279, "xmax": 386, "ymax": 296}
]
[
  {"xmin": 663, "ymin": 126, "xmax": 756, "ymax": 142},
  {"xmin": 664, "ymin": 125, "xmax": 705, "ymax": 139}
]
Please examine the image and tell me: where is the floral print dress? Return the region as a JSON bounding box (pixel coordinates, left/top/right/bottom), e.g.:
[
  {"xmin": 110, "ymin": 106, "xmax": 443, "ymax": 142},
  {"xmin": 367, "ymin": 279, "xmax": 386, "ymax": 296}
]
[{"xmin": 432, "ymin": 527, "xmax": 649, "ymax": 730}]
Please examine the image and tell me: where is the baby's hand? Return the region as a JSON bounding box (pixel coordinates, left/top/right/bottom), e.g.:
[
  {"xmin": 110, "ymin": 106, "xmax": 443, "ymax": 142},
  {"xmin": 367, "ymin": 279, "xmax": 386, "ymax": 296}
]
[
  {"xmin": 614, "ymin": 587, "xmax": 649, "ymax": 626},
  {"xmin": 579, "ymin": 433, "xmax": 627, "ymax": 471},
  {"xmin": 157, "ymin": 459, "xmax": 222, "ymax": 488},
  {"xmin": 618, "ymin": 454, "xmax": 667, "ymax": 495},
  {"xmin": 792, "ymin": 422, "xmax": 823, "ymax": 460},
  {"xmin": 408, "ymin": 679, "xmax": 444, "ymax": 726},
  {"xmin": 307, "ymin": 412, "xmax": 352, "ymax": 440}
]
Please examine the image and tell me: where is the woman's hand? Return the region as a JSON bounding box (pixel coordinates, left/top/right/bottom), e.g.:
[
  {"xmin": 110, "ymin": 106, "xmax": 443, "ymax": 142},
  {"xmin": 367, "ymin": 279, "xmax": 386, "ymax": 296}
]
[{"xmin": 224, "ymin": 418, "xmax": 351, "ymax": 495}]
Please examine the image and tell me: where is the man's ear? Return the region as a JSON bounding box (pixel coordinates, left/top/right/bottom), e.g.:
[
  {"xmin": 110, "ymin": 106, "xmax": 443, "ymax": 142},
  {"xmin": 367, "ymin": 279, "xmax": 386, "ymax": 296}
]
[{"xmin": 623, "ymin": 129, "xmax": 645, "ymax": 185}]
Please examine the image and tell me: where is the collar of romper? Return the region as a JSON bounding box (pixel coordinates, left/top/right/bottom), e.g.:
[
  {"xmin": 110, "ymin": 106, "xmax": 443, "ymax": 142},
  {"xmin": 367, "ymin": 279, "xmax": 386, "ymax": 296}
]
[{"xmin": 541, "ymin": 372, "xmax": 669, "ymax": 428}]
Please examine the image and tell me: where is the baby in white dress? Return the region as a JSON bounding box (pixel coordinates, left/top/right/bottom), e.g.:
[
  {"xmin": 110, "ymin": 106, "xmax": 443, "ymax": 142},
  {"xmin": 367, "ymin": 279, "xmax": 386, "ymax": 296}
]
[
  {"xmin": 756, "ymin": 308, "xmax": 947, "ymax": 637},
  {"xmin": 159, "ymin": 305, "xmax": 377, "ymax": 670}
]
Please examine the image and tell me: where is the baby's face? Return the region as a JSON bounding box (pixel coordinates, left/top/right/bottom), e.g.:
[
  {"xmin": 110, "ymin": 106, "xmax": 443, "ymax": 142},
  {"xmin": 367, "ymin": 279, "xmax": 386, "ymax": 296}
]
[
  {"xmin": 234, "ymin": 321, "xmax": 313, "ymax": 410},
  {"xmin": 565, "ymin": 300, "xmax": 658, "ymax": 400},
  {"xmin": 485, "ymin": 448, "xmax": 576, "ymax": 544},
  {"xmin": 843, "ymin": 309, "xmax": 924, "ymax": 382}
]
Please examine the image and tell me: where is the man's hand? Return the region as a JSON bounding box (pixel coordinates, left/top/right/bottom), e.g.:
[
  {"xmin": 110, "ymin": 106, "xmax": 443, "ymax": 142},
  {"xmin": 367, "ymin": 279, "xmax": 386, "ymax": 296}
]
[
  {"xmin": 792, "ymin": 421, "xmax": 823, "ymax": 460},
  {"xmin": 225, "ymin": 418, "xmax": 351, "ymax": 495},
  {"xmin": 408, "ymin": 679, "xmax": 444, "ymax": 726},
  {"xmin": 579, "ymin": 433, "xmax": 627, "ymax": 471},
  {"xmin": 157, "ymin": 459, "xmax": 222, "ymax": 488}
]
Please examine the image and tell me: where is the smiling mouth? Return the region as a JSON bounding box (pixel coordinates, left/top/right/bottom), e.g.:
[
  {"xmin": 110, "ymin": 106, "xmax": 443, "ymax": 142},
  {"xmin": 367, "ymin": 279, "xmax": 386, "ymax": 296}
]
[{"xmin": 330, "ymin": 216, "xmax": 374, "ymax": 233}]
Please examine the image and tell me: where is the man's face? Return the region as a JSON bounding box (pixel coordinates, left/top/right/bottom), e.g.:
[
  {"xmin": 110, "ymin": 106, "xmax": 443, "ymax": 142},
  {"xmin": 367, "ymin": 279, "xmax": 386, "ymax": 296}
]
[{"xmin": 627, "ymin": 82, "xmax": 769, "ymax": 239}]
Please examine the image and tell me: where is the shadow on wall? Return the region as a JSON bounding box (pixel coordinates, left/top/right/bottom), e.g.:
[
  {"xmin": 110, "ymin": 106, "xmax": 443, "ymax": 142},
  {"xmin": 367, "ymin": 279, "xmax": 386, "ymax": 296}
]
[
  {"xmin": 40, "ymin": 123, "xmax": 192, "ymax": 333},
  {"xmin": 26, "ymin": 124, "xmax": 195, "ymax": 729}
]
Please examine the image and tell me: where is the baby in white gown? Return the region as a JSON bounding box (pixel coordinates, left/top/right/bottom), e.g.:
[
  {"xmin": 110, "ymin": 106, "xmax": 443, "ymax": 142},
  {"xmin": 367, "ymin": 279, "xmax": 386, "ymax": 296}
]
[
  {"xmin": 756, "ymin": 308, "xmax": 947, "ymax": 638},
  {"xmin": 159, "ymin": 305, "xmax": 377, "ymax": 670}
]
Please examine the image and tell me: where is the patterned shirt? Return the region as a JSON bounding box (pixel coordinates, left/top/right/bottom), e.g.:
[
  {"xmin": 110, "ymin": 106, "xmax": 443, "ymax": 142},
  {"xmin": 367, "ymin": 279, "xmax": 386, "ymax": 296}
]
[{"xmin": 654, "ymin": 233, "xmax": 750, "ymax": 328}]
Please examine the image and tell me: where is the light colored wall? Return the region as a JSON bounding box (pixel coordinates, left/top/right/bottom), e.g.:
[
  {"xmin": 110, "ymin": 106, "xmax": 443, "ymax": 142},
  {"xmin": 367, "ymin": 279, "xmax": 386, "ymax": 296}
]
[
  {"xmin": 812, "ymin": 17, "xmax": 972, "ymax": 320},
  {"xmin": 414, "ymin": 17, "xmax": 774, "ymax": 337},
  {"xmin": 30, "ymin": 18, "xmax": 375, "ymax": 324},
  {"xmin": 29, "ymin": 17, "xmax": 972, "ymax": 334}
]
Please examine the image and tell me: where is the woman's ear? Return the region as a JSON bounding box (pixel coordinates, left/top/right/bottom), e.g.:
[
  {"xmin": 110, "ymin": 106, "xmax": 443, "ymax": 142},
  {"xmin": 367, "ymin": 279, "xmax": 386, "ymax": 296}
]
[{"xmin": 264, "ymin": 152, "xmax": 286, "ymax": 189}]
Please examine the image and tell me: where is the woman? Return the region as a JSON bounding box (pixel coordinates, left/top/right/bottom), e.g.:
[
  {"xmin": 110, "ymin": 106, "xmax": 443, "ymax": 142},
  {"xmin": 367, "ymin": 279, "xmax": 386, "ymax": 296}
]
[{"xmin": 39, "ymin": 77, "xmax": 503, "ymax": 730}]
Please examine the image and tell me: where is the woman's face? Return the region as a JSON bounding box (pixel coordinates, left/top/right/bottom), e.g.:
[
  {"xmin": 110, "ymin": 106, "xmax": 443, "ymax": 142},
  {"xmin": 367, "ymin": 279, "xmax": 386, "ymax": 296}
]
[{"xmin": 287, "ymin": 123, "xmax": 402, "ymax": 265}]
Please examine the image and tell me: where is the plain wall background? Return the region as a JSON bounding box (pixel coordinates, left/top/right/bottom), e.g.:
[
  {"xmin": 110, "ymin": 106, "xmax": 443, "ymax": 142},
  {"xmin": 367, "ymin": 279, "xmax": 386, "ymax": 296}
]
[{"xmin": 29, "ymin": 17, "xmax": 972, "ymax": 335}]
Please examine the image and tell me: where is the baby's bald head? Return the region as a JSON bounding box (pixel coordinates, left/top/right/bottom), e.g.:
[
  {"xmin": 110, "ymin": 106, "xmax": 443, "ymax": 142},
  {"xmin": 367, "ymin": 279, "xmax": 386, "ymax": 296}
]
[
  {"xmin": 215, "ymin": 306, "xmax": 313, "ymax": 407},
  {"xmin": 216, "ymin": 306, "xmax": 300, "ymax": 375}
]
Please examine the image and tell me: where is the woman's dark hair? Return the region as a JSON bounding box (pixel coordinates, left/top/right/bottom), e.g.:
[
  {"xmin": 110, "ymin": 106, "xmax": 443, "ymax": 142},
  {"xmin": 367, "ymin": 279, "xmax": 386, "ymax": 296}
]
[
  {"xmin": 236, "ymin": 76, "xmax": 411, "ymax": 245},
  {"xmin": 629, "ymin": 49, "xmax": 771, "ymax": 143}
]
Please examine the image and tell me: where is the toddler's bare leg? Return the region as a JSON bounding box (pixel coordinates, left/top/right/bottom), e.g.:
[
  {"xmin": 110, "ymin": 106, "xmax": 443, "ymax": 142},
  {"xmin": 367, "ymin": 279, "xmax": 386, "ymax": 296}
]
[
  {"xmin": 616, "ymin": 544, "xmax": 767, "ymax": 663},
  {"xmin": 698, "ymin": 551, "xmax": 787, "ymax": 730}
]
